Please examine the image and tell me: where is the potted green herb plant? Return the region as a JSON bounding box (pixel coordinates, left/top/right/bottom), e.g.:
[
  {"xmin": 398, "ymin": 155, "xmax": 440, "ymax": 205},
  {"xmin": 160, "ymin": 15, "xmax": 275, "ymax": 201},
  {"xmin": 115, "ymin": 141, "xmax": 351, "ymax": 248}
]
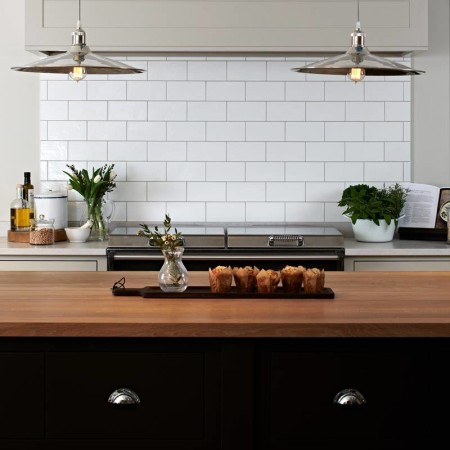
[{"xmin": 338, "ymin": 183, "xmax": 409, "ymax": 242}]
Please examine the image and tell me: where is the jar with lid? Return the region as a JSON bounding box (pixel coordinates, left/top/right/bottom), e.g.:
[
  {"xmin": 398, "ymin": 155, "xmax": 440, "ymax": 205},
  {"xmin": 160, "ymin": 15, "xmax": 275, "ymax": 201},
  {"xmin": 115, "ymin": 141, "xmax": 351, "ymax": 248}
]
[{"xmin": 30, "ymin": 215, "xmax": 55, "ymax": 245}]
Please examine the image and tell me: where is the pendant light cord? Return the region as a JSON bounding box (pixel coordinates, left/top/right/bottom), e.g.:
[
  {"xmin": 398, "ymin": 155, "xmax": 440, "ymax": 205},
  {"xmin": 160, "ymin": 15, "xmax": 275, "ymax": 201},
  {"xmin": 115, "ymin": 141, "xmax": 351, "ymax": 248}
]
[
  {"xmin": 356, "ymin": 0, "xmax": 360, "ymax": 29},
  {"xmin": 78, "ymin": 0, "xmax": 81, "ymax": 22}
]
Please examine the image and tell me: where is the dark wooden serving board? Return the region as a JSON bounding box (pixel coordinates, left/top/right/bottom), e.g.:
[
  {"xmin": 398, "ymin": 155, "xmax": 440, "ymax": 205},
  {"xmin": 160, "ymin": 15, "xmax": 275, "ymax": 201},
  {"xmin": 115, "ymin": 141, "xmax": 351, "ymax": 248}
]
[{"xmin": 112, "ymin": 285, "xmax": 334, "ymax": 299}]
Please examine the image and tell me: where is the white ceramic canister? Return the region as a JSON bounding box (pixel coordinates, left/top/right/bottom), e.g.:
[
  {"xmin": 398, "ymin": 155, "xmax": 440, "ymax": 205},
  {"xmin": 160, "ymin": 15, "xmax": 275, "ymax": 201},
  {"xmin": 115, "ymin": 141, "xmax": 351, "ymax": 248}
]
[{"xmin": 34, "ymin": 192, "xmax": 68, "ymax": 230}]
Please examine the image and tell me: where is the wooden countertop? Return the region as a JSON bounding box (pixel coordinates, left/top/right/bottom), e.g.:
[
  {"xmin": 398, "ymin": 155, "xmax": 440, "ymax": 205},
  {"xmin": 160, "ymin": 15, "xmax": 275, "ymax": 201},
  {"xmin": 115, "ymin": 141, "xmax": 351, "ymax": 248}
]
[{"xmin": 1, "ymin": 271, "xmax": 450, "ymax": 338}]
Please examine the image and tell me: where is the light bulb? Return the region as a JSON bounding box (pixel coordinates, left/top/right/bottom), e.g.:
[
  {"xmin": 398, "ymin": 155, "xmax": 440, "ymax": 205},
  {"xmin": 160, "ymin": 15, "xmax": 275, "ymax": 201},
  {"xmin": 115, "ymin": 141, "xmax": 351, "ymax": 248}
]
[
  {"xmin": 69, "ymin": 66, "xmax": 87, "ymax": 82},
  {"xmin": 348, "ymin": 67, "xmax": 365, "ymax": 83}
]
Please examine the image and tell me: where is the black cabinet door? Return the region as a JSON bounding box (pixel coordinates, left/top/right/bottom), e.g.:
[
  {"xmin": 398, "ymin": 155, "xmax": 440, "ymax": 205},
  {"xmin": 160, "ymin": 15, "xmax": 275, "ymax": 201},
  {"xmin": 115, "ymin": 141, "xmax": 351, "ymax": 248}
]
[
  {"xmin": 0, "ymin": 353, "xmax": 44, "ymax": 439},
  {"xmin": 46, "ymin": 349, "xmax": 220, "ymax": 448}
]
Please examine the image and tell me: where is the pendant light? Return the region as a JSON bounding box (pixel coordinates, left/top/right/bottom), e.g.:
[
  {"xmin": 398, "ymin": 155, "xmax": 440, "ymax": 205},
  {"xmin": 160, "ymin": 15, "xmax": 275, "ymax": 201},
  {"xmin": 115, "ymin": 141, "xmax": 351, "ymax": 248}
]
[
  {"xmin": 292, "ymin": 0, "xmax": 424, "ymax": 82},
  {"xmin": 11, "ymin": 0, "xmax": 144, "ymax": 81}
]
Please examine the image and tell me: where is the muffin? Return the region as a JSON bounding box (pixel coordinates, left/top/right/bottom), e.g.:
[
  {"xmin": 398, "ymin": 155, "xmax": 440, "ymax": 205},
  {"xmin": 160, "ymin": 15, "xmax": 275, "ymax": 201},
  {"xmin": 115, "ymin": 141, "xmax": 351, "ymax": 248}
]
[
  {"xmin": 256, "ymin": 269, "xmax": 281, "ymax": 294},
  {"xmin": 233, "ymin": 266, "xmax": 259, "ymax": 293},
  {"xmin": 280, "ymin": 265, "xmax": 305, "ymax": 293},
  {"xmin": 303, "ymin": 268, "xmax": 325, "ymax": 294},
  {"xmin": 209, "ymin": 266, "xmax": 233, "ymax": 293}
]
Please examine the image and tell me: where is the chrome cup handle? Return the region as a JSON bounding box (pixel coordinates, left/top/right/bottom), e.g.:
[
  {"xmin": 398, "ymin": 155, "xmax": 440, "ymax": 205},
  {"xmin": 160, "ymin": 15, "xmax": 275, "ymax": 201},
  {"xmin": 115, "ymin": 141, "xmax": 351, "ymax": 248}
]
[
  {"xmin": 333, "ymin": 388, "xmax": 366, "ymax": 406},
  {"xmin": 108, "ymin": 388, "xmax": 140, "ymax": 405}
]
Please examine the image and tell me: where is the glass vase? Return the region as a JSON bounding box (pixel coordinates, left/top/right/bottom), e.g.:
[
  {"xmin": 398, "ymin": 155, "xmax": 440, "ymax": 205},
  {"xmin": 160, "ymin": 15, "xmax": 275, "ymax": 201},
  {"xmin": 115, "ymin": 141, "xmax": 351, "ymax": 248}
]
[
  {"xmin": 159, "ymin": 247, "xmax": 189, "ymax": 293},
  {"xmin": 84, "ymin": 197, "xmax": 108, "ymax": 241}
]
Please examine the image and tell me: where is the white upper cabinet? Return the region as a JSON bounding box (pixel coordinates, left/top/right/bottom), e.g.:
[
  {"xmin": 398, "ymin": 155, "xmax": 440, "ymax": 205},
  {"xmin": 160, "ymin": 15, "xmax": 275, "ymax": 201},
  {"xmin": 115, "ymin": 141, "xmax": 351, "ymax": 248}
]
[{"xmin": 26, "ymin": 0, "xmax": 428, "ymax": 54}]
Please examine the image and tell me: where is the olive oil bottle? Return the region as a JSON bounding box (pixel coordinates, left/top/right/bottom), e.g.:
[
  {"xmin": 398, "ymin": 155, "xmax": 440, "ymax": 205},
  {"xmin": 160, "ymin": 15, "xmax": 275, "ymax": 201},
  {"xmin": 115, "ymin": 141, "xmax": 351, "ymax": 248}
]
[
  {"xmin": 10, "ymin": 184, "xmax": 31, "ymax": 231},
  {"xmin": 23, "ymin": 172, "xmax": 34, "ymax": 220}
]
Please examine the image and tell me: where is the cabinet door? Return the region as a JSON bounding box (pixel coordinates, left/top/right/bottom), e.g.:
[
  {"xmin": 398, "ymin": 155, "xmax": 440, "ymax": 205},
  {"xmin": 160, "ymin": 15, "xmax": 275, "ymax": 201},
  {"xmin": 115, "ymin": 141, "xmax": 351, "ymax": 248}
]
[
  {"xmin": 46, "ymin": 350, "xmax": 220, "ymax": 448},
  {"xmin": 0, "ymin": 353, "xmax": 44, "ymax": 439}
]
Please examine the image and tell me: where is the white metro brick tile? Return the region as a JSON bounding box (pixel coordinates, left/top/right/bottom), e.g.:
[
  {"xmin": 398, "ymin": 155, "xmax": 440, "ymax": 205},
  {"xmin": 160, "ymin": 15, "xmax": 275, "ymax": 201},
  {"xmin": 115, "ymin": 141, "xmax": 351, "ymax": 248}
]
[
  {"xmin": 167, "ymin": 162, "xmax": 206, "ymax": 181},
  {"xmin": 41, "ymin": 121, "xmax": 47, "ymax": 140},
  {"xmin": 48, "ymin": 161, "xmax": 85, "ymax": 180},
  {"xmin": 147, "ymin": 61, "xmax": 187, "ymax": 80},
  {"xmin": 110, "ymin": 61, "xmax": 147, "ymax": 81},
  {"xmin": 404, "ymin": 162, "xmax": 411, "ymax": 182},
  {"xmin": 346, "ymin": 102, "xmax": 384, "ymax": 122},
  {"xmin": 41, "ymin": 141, "xmax": 68, "ymax": 160},
  {"xmin": 108, "ymin": 101, "xmax": 147, "ymax": 121},
  {"xmin": 286, "ymin": 122, "xmax": 324, "ymax": 141},
  {"xmin": 188, "ymin": 61, "xmax": 226, "ymax": 80},
  {"xmin": 227, "ymin": 142, "xmax": 265, "ymax": 161},
  {"xmin": 325, "ymin": 162, "xmax": 364, "ymax": 182},
  {"xmin": 40, "ymin": 81, "xmax": 48, "ymax": 100},
  {"xmin": 40, "ymin": 101, "xmax": 68, "ymax": 120},
  {"xmin": 365, "ymin": 122, "xmax": 403, "ymax": 142},
  {"xmin": 346, "ymin": 142, "xmax": 384, "ymax": 161},
  {"xmin": 206, "ymin": 82, "xmax": 245, "ymax": 101},
  {"xmin": 48, "ymin": 81, "xmax": 86, "ymax": 100},
  {"xmin": 127, "ymin": 202, "xmax": 166, "ymax": 221},
  {"xmin": 206, "ymin": 202, "xmax": 246, "ymax": 222},
  {"xmin": 88, "ymin": 121, "xmax": 126, "ymax": 141},
  {"xmin": 324, "ymin": 82, "xmax": 364, "ymax": 101},
  {"xmin": 325, "ymin": 203, "xmax": 348, "ymax": 222},
  {"xmin": 404, "ymin": 83, "xmax": 411, "ymax": 101},
  {"xmin": 306, "ymin": 182, "xmax": 345, "ymax": 202},
  {"xmin": 68, "ymin": 141, "xmax": 107, "ymax": 161},
  {"xmin": 167, "ymin": 82, "xmax": 205, "ymax": 101},
  {"xmin": 127, "ymin": 162, "xmax": 166, "ymax": 181},
  {"xmin": 109, "ymin": 202, "xmax": 126, "ymax": 221},
  {"xmin": 267, "ymin": 62, "xmax": 306, "ymax": 81},
  {"xmin": 227, "ymin": 182, "xmax": 266, "ymax": 201},
  {"xmin": 227, "ymin": 102, "xmax": 266, "ymax": 121},
  {"xmin": 127, "ymin": 81, "xmax": 166, "ymax": 100},
  {"xmin": 227, "ymin": 62, "xmax": 266, "ymax": 81},
  {"xmin": 286, "ymin": 162, "xmax": 324, "ymax": 181},
  {"xmin": 40, "ymin": 161, "xmax": 48, "ymax": 181},
  {"xmin": 246, "ymin": 162, "xmax": 284, "ymax": 181},
  {"xmin": 87, "ymin": 81, "xmax": 126, "ymax": 100},
  {"xmin": 266, "ymin": 182, "xmax": 306, "ymax": 202},
  {"xmin": 385, "ymin": 142, "xmax": 411, "ymax": 161},
  {"xmin": 364, "ymin": 162, "xmax": 404, "ymax": 181},
  {"xmin": 267, "ymin": 102, "xmax": 305, "ymax": 121},
  {"xmin": 69, "ymin": 101, "xmax": 107, "ymax": 120},
  {"xmin": 246, "ymin": 122, "xmax": 284, "ymax": 142},
  {"xmin": 206, "ymin": 162, "xmax": 245, "ymax": 181},
  {"xmin": 127, "ymin": 122, "xmax": 166, "ymax": 141},
  {"xmin": 148, "ymin": 142, "xmax": 186, "ymax": 161},
  {"xmin": 207, "ymin": 122, "xmax": 245, "ymax": 141},
  {"xmin": 109, "ymin": 182, "xmax": 147, "ymax": 201},
  {"xmin": 325, "ymin": 122, "xmax": 363, "ymax": 141},
  {"xmin": 286, "ymin": 82, "xmax": 324, "ymax": 101},
  {"xmin": 246, "ymin": 203, "xmax": 285, "ymax": 222},
  {"xmin": 147, "ymin": 182, "xmax": 186, "ymax": 201},
  {"xmin": 306, "ymin": 102, "xmax": 345, "ymax": 121},
  {"xmin": 108, "ymin": 142, "xmax": 147, "ymax": 161},
  {"xmin": 187, "ymin": 142, "xmax": 226, "ymax": 161},
  {"xmin": 246, "ymin": 82, "xmax": 284, "ymax": 101},
  {"xmin": 306, "ymin": 142, "xmax": 345, "ymax": 161},
  {"xmin": 166, "ymin": 202, "xmax": 206, "ymax": 222},
  {"xmin": 148, "ymin": 102, "xmax": 187, "ymax": 121},
  {"xmin": 187, "ymin": 182, "xmax": 226, "ymax": 201},
  {"xmin": 364, "ymin": 82, "xmax": 404, "ymax": 101},
  {"xmin": 267, "ymin": 142, "xmax": 305, "ymax": 161},
  {"xmin": 48, "ymin": 121, "xmax": 86, "ymax": 141},
  {"xmin": 167, "ymin": 122, "xmax": 205, "ymax": 141},
  {"xmin": 285, "ymin": 202, "xmax": 325, "ymax": 222},
  {"xmin": 188, "ymin": 102, "xmax": 225, "ymax": 121},
  {"xmin": 404, "ymin": 123, "xmax": 410, "ymax": 142},
  {"xmin": 385, "ymin": 102, "xmax": 411, "ymax": 121}
]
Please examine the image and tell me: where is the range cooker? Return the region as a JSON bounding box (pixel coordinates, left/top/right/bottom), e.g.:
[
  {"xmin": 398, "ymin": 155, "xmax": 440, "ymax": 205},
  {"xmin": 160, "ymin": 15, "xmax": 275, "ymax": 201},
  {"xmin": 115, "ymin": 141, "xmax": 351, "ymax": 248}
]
[{"xmin": 106, "ymin": 224, "xmax": 345, "ymax": 271}]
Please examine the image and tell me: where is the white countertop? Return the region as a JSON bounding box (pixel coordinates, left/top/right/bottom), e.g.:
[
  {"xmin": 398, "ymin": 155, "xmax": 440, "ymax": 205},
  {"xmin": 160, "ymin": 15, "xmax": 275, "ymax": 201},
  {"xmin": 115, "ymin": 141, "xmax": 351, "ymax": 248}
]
[{"xmin": 0, "ymin": 237, "xmax": 449, "ymax": 258}]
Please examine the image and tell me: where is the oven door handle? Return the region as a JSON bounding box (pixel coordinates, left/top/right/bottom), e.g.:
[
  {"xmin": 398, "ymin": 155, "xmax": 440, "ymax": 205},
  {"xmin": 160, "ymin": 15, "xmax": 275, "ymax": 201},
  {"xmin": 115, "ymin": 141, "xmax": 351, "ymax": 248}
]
[{"xmin": 111, "ymin": 254, "xmax": 340, "ymax": 261}]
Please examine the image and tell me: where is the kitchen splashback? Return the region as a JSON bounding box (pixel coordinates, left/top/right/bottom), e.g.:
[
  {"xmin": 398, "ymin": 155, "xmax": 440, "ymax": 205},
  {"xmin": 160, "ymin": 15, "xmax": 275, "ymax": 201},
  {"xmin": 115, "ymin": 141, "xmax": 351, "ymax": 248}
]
[{"xmin": 40, "ymin": 56, "xmax": 411, "ymax": 224}]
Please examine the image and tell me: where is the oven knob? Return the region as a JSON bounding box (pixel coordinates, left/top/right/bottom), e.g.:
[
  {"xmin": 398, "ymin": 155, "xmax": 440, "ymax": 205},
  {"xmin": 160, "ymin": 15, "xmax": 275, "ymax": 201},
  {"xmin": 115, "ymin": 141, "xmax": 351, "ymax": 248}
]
[{"xmin": 108, "ymin": 388, "xmax": 141, "ymax": 405}]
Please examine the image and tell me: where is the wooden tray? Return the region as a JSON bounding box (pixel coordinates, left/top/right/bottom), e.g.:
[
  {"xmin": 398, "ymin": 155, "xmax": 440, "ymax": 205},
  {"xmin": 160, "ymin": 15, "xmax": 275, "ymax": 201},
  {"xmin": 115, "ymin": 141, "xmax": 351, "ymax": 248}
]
[
  {"xmin": 8, "ymin": 229, "xmax": 67, "ymax": 243},
  {"xmin": 111, "ymin": 285, "xmax": 334, "ymax": 299}
]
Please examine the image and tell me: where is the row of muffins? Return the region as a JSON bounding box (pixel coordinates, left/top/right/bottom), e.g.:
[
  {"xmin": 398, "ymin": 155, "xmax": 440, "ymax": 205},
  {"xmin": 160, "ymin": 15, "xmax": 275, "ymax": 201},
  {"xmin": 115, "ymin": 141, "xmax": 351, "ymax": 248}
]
[{"xmin": 209, "ymin": 265, "xmax": 325, "ymax": 294}]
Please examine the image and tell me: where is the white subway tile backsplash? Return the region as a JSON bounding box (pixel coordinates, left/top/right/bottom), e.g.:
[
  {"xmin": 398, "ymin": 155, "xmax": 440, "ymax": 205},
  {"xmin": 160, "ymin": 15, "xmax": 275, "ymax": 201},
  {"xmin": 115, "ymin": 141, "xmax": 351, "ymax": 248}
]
[
  {"xmin": 41, "ymin": 57, "xmax": 411, "ymax": 224},
  {"xmin": 110, "ymin": 61, "xmax": 148, "ymax": 81}
]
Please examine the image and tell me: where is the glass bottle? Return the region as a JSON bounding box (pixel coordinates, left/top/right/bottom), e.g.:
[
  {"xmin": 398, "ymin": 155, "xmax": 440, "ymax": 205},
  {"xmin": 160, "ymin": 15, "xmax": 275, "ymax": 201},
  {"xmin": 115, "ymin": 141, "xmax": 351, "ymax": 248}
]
[
  {"xmin": 23, "ymin": 172, "xmax": 34, "ymax": 220},
  {"xmin": 10, "ymin": 184, "xmax": 31, "ymax": 231},
  {"xmin": 159, "ymin": 247, "xmax": 189, "ymax": 293}
]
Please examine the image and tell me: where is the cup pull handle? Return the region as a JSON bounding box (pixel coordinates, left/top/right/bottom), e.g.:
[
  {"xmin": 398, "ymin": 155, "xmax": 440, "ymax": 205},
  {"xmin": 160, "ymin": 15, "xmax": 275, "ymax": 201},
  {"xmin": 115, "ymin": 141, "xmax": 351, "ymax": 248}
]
[
  {"xmin": 333, "ymin": 388, "xmax": 366, "ymax": 406},
  {"xmin": 108, "ymin": 388, "xmax": 140, "ymax": 405}
]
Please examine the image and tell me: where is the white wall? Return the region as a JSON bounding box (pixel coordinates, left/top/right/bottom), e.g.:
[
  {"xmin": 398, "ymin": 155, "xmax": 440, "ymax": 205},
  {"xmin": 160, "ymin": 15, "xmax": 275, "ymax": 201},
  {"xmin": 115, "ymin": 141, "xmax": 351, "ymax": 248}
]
[{"xmin": 0, "ymin": 0, "xmax": 40, "ymax": 233}]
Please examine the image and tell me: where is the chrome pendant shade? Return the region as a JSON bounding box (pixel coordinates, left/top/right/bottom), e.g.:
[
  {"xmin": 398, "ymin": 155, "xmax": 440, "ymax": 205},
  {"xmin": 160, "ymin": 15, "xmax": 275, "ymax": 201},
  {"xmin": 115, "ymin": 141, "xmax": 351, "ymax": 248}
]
[{"xmin": 11, "ymin": 2, "xmax": 144, "ymax": 81}]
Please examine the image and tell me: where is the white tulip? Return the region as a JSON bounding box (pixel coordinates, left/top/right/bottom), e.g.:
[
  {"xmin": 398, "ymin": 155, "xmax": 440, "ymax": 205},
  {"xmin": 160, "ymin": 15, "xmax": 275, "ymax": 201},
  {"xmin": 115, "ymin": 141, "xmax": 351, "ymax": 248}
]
[
  {"xmin": 110, "ymin": 171, "xmax": 117, "ymax": 180},
  {"xmin": 93, "ymin": 174, "xmax": 102, "ymax": 183}
]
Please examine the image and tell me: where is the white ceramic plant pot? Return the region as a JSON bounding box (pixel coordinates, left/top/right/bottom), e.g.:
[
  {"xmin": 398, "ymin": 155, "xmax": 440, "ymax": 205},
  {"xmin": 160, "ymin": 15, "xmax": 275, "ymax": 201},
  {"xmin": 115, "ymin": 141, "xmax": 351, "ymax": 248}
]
[{"xmin": 351, "ymin": 219, "xmax": 396, "ymax": 243}]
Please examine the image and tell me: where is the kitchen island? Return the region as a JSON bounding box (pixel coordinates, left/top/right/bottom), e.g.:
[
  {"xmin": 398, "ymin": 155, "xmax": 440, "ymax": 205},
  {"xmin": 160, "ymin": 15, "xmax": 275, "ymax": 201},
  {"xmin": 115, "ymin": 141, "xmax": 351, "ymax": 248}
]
[{"xmin": 0, "ymin": 271, "xmax": 448, "ymax": 449}]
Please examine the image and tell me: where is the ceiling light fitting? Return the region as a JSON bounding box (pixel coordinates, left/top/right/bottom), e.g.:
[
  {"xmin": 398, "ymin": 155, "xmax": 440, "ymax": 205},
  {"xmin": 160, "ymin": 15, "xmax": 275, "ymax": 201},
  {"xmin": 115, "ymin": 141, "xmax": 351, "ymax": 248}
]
[
  {"xmin": 11, "ymin": 0, "xmax": 144, "ymax": 81},
  {"xmin": 292, "ymin": 1, "xmax": 424, "ymax": 82}
]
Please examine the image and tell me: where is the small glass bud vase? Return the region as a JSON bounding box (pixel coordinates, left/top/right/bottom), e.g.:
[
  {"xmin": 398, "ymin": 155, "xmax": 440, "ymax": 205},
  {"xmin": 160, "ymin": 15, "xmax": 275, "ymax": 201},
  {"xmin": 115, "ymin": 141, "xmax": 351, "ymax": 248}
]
[{"xmin": 159, "ymin": 247, "xmax": 189, "ymax": 293}]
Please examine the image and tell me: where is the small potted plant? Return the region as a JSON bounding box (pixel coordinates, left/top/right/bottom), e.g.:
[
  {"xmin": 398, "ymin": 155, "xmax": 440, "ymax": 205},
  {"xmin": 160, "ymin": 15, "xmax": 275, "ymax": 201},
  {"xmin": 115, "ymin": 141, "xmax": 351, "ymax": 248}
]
[{"xmin": 338, "ymin": 183, "xmax": 408, "ymax": 242}]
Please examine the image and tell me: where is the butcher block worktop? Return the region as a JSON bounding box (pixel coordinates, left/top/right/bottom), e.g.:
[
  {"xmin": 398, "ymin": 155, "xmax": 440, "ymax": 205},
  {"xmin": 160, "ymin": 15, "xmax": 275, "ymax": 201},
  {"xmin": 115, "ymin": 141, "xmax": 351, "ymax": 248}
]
[{"xmin": 1, "ymin": 271, "xmax": 450, "ymax": 338}]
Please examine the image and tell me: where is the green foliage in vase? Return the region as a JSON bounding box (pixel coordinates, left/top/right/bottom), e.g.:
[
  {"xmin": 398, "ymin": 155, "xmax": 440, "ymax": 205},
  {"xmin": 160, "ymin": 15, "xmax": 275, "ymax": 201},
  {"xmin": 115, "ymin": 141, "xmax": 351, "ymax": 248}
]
[
  {"xmin": 338, "ymin": 183, "xmax": 409, "ymax": 226},
  {"xmin": 138, "ymin": 214, "xmax": 184, "ymax": 250}
]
